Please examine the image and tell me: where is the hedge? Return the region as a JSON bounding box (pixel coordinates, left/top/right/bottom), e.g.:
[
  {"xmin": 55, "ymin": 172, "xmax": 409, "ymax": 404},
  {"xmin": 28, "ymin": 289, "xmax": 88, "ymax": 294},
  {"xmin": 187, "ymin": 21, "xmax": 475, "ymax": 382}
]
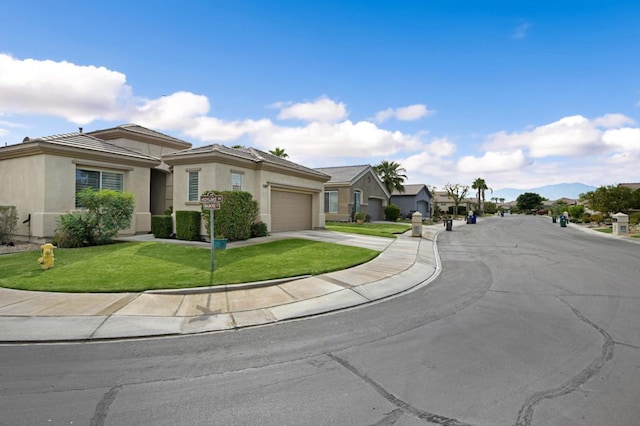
[
  {"xmin": 175, "ymin": 210, "xmax": 201, "ymax": 241},
  {"xmin": 151, "ymin": 215, "xmax": 173, "ymax": 239}
]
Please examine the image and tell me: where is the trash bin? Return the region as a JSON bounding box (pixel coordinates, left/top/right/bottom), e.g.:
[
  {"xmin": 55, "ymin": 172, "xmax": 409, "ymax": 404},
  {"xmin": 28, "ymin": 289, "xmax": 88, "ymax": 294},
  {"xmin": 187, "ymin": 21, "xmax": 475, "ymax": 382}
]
[
  {"xmin": 466, "ymin": 215, "xmax": 472, "ymax": 224},
  {"xmin": 560, "ymin": 216, "xmax": 567, "ymax": 227},
  {"xmin": 445, "ymin": 219, "xmax": 453, "ymax": 231},
  {"xmin": 552, "ymin": 216, "xmax": 557, "ymax": 223},
  {"xmin": 471, "ymin": 215, "xmax": 477, "ymax": 224}
]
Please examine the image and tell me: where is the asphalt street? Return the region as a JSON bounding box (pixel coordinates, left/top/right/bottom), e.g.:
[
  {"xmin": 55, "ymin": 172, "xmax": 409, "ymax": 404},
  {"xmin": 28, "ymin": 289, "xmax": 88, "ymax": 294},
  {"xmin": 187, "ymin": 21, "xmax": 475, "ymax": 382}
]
[{"xmin": 1, "ymin": 215, "xmax": 638, "ymax": 426}]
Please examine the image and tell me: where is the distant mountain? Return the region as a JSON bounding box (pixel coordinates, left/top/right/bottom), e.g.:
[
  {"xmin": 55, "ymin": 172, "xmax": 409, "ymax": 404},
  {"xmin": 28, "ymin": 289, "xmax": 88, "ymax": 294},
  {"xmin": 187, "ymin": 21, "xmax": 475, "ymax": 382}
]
[{"xmin": 491, "ymin": 183, "xmax": 596, "ymax": 202}]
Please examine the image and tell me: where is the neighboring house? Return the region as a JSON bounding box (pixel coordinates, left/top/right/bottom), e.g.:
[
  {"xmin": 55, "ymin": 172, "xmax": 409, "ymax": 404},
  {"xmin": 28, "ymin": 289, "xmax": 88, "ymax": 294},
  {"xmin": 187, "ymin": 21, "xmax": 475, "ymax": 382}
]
[
  {"xmin": 0, "ymin": 124, "xmax": 191, "ymax": 241},
  {"xmin": 314, "ymin": 165, "xmax": 390, "ymax": 222},
  {"xmin": 432, "ymin": 191, "xmax": 475, "ymax": 216},
  {"xmin": 619, "ymin": 182, "xmax": 640, "ymax": 191},
  {"xmin": 390, "ymin": 184, "xmax": 432, "ymax": 219},
  {"xmin": 162, "ymin": 144, "xmax": 330, "ymax": 233}
]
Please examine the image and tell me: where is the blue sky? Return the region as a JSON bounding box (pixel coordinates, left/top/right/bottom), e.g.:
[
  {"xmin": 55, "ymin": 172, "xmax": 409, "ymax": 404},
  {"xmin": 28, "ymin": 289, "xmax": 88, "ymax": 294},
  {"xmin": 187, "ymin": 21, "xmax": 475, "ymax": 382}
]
[{"xmin": 1, "ymin": 1, "xmax": 639, "ymax": 191}]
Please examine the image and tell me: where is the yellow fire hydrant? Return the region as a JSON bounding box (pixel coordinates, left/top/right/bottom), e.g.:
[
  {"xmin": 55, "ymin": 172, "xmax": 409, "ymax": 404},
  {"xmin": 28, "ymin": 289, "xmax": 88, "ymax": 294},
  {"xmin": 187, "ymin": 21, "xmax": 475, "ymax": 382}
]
[{"xmin": 38, "ymin": 243, "xmax": 55, "ymax": 270}]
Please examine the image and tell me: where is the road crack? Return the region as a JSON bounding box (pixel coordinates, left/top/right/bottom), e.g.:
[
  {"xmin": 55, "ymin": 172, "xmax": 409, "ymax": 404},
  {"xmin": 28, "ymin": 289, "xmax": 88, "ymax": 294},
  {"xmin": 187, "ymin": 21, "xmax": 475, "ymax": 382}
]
[
  {"xmin": 514, "ymin": 298, "xmax": 614, "ymax": 426},
  {"xmin": 327, "ymin": 353, "xmax": 472, "ymax": 426}
]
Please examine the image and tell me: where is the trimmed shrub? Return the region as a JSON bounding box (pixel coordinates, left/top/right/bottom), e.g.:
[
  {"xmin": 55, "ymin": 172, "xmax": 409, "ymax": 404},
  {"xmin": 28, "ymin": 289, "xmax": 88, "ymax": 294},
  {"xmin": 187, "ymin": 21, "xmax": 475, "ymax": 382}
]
[
  {"xmin": 250, "ymin": 221, "xmax": 269, "ymax": 238},
  {"xmin": 590, "ymin": 213, "xmax": 604, "ymax": 224},
  {"xmin": 151, "ymin": 215, "xmax": 173, "ymax": 238},
  {"xmin": 201, "ymin": 190, "xmax": 258, "ymax": 241},
  {"xmin": 447, "ymin": 205, "xmax": 467, "ymax": 216},
  {"xmin": 384, "ymin": 204, "xmax": 401, "ymax": 222},
  {"xmin": 630, "ymin": 212, "xmax": 640, "ymax": 225},
  {"xmin": 0, "ymin": 205, "xmax": 18, "ymax": 244},
  {"xmin": 175, "ymin": 210, "xmax": 201, "ymax": 241}
]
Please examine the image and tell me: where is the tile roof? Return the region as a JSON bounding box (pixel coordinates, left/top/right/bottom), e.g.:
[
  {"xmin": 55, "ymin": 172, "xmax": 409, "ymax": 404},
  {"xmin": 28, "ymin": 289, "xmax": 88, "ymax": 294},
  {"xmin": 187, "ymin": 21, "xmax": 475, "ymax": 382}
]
[
  {"xmin": 91, "ymin": 124, "xmax": 191, "ymax": 147},
  {"xmin": 25, "ymin": 132, "xmax": 159, "ymax": 161},
  {"xmin": 313, "ymin": 165, "xmax": 371, "ymax": 184},
  {"xmin": 392, "ymin": 183, "xmax": 428, "ymax": 196},
  {"xmin": 163, "ymin": 144, "xmax": 330, "ymax": 179}
]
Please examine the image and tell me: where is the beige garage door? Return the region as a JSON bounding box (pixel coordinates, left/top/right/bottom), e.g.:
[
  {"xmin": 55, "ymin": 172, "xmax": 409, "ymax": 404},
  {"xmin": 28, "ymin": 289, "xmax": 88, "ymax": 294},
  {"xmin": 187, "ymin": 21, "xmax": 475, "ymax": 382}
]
[{"xmin": 271, "ymin": 190, "xmax": 312, "ymax": 232}]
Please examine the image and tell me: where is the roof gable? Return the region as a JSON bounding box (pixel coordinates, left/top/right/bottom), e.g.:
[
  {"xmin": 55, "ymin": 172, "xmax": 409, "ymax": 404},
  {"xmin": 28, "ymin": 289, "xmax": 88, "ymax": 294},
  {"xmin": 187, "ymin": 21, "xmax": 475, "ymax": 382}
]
[
  {"xmin": 314, "ymin": 165, "xmax": 372, "ymax": 184},
  {"xmin": 88, "ymin": 124, "xmax": 192, "ymax": 150},
  {"xmin": 162, "ymin": 144, "xmax": 330, "ymax": 180},
  {"xmin": 392, "ymin": 183, "xmax": 430, "ymax": 196}
]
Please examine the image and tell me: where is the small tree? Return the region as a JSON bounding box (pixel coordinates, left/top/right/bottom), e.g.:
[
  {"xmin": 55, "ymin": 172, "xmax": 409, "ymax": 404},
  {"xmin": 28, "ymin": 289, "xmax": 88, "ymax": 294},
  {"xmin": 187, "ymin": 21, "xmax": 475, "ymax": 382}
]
[
  {"xmin": 444, "ymin": 183, "xmax": 470, "ymax": 218},
  {"xmin": 516, "ymin": 192, "xmax": 543, "ymax": 213}
]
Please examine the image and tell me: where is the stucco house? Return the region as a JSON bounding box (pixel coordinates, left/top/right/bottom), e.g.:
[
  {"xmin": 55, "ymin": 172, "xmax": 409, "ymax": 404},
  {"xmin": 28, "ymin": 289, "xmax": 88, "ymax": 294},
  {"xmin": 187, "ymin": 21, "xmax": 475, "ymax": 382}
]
[
  {"xmin": 314, "ymin": 165, "xmax": 390, "ymax": 222},
  {"xmin": 0, "ymin": 125, "xmax": 191, "ymax": 241},
  {"xmin": 432, "ymin": 191, "xmax": 475, "ymax": 216},
  {"xmin": 162, "ymin": 144, "xmax": 330, "ymax": 233},
  {"xmin": 390, "ymin": 184, "xmax": 432, "ymax": 219},
  {"xmin": 0, "ymin": 124, "xmax": 329, "ymax": 241}
]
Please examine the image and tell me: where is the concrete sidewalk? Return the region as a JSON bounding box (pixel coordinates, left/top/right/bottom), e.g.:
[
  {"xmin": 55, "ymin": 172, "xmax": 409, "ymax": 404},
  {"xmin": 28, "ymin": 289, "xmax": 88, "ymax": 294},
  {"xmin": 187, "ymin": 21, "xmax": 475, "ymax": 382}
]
[{"xmin": 0, "ymin": 224, "xmax": 451, "ymax": 343}]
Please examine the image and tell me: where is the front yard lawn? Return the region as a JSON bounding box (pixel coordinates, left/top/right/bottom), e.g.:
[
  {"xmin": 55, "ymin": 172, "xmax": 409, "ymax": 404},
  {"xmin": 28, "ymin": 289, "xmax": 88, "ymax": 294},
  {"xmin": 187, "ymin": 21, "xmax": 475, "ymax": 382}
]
[
  {"xmin": 0, "ymin": 239, "xmax": 379, "ymax": 293},
  {"xmin": 325, "ymin": 222, "xmax": 411, "ymax": 238}
]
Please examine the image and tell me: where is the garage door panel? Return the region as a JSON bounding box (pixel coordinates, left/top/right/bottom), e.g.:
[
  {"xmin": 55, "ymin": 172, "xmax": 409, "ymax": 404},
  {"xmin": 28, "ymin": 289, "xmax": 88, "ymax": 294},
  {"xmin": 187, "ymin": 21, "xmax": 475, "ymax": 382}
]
[{"xmin": 271, "ymin": 190, "xmax": 312, "ymax": 232}]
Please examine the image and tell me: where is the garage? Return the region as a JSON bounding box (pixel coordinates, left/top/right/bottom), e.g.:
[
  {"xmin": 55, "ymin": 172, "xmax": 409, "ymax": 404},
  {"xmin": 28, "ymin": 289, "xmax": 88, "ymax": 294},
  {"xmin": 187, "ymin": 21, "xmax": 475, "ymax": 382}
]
[
  {"xmin": 367, "ymin": 198, "xmax": 384, "ymax": 221},
  {"xmin": 271, "ymin": 190, "xmax": 312, "ymax": 232}
]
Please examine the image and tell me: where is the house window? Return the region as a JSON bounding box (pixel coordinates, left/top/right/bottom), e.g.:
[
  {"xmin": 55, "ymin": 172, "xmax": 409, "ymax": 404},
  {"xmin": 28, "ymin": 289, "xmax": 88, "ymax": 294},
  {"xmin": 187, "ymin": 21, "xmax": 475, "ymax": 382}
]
[
  {"xmin": 354, "ymin": 191, "xmax": 362, "ymax": 213},
  {"xmin": 75, "ymin": 169, "xmax": 124, "ymax": 207},
  {"xmin": 188, "ymin": 171, "xmax": 199, "ymax": 201},
  {"xmin": 324, "ymin": 191, "xmax": 338, "ymax": 213},
  {"xmin": 232, "ymin": 172, "xmax": 243, "ymax": 191}
]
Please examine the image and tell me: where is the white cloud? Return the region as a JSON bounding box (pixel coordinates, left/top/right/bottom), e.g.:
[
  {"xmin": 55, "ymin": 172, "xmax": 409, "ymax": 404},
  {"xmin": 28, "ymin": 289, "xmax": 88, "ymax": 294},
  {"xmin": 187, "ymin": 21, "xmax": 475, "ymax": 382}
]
[
  {"xmin": 512, "ymin": 22, "xmax": 531, "ymax": 39},
  {"xmin": 457, "ymin": 150, "xmax": 530, "ymax": 173},
  {"xmin": 187, "ymin": 117, "xmax": 273, "ymax": 142},
  {"xmin": 426, "ymin": 137, "xmax": 456, "ymax": 157},
  {"xmin": 484, "ymin": 115, "xmax": 606, "ymax": 158},
  {"xmin": 375, "ymin": 104, "xmax": 434, "ymax": 123},
  {"xmin": 253, "ymin": 120, "xmax": 425, "ymax": 164},
  {"xmin": 592, "ymin": 113, "xmax": 635, "ymax": 128},
  {"xmin": 131, "ymin": 91, "xmax": 210, "ymax": 130},
  {"xmin": 602, "ymin": 127, "xmax": 640, "ymax": 152},
  {"xmin": 0, "ymin": 53, "xmax": 130, "ymax": 124},
  {"xmin": 275, "ymin": 96, "xmax": 347, "ymax": 122}
]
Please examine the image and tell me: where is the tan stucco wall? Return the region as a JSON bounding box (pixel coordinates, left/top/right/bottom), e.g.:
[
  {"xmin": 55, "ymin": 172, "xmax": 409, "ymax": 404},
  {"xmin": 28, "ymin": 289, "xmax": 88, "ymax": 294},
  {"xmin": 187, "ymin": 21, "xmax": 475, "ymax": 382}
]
[
  {"xmin": 0, "ymin": 155, "xmax": 46, "ymax": 239},
  {"xmin": 171, "ymin": 162, "xmax": 325, "ymax": 233},
  {"xmin": 0, "ymin": 153, "xmax": 153, "ymax": 240}
]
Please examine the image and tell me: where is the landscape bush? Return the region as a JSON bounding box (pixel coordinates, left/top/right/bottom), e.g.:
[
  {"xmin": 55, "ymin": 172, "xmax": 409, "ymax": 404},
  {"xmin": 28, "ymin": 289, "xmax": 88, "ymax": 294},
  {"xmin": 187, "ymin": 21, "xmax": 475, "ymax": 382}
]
[
  {"xmin": 201, "ymin": 190, "xmax": 259, "ymax": 241},
  {"xmin": 55, "ymin": 189, "xmax": 135, "ymax": 247},
  {"xmin": 629, "ymin": 212, "xmax": 640, "ymax": 225},
  {"xmin": 384, "ymin": 204, "xmax": 401, "ymax": 222},
  {"xmin": 151, "ymin": 215, "xmax": 173, "ymax": 238},
  {"xmin": 175, "ymin": 210, "xmax": 201, "ymax": 241},
  {"xmin": 0, "ymin": 205, "xmax": 18, "ymax": 244},
  {"xmin": 250, "ymin": 221, "xmax": 269, "ymax": 238}
]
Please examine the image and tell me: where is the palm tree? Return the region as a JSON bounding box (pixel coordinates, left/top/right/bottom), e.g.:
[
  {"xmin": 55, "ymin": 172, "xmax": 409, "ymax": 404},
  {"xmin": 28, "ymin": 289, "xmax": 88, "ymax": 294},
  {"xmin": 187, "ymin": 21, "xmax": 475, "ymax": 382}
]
[
  {"xmin": 269, "ymin": 147, "xmax": 288, "ymax": 158},
  {"xmin": 499, "ymin": 197, "xmax": 505, "ymax": 204},
  {"xmin": 373, "ymin": 160, "xmax": 407, "ymax": 195},
  {"xmin": 471, "ymin": 178, "xmax": 493, "ymax": 215}
]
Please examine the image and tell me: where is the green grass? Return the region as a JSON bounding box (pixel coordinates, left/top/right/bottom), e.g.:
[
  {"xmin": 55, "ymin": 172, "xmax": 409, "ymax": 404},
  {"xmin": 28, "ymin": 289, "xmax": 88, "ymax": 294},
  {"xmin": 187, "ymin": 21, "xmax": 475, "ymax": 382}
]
[
  {"xmin": 325, "ymin": 222, "xmax": 411, "ymax": 238},
  {"xmin": 0, "ymin": 239, "xmax": 379, "ymax": 293},
  {"xmin": 594, "ymin": 228, "xmax": 613, "ymax": 234}
]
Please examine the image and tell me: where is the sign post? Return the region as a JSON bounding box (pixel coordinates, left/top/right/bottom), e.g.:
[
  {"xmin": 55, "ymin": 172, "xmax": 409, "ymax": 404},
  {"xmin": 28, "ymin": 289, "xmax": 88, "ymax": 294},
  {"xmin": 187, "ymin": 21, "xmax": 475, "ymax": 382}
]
[{"xmin": 199, "ymin": 193, "xmax": 223, "ymax": 271}]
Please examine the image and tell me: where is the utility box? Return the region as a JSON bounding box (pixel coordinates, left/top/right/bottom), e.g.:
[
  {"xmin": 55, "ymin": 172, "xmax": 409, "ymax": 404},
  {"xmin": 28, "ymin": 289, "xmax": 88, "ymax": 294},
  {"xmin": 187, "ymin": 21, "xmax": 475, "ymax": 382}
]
[
  {"xmin": 411, "ymin": 211, "xmax": 423, "ymax": 237},
  {"xmin": 612, "ymin": 212, "xmax": 629, "ymax": 235}
]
